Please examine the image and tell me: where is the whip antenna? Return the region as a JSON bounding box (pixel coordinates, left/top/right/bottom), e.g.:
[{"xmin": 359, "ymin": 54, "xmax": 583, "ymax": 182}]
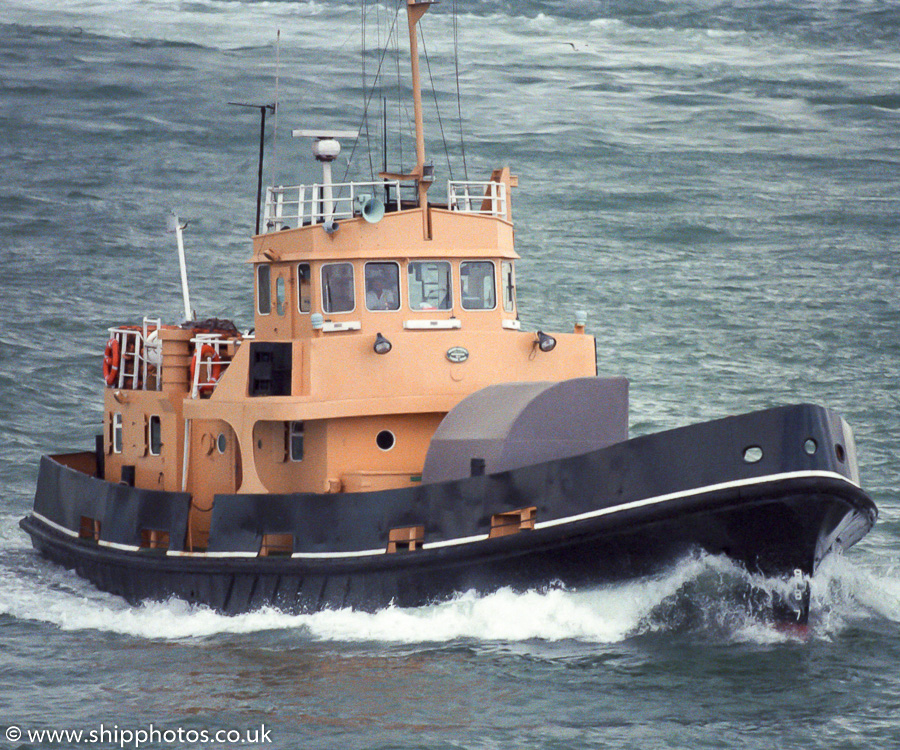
[
  {"xmin": 229, "ymin": 101, "xmax": 276, "ymax": 235},
  {"xmin": 272, "ymin": 29, "xmax": 281, "ymax": 191}
]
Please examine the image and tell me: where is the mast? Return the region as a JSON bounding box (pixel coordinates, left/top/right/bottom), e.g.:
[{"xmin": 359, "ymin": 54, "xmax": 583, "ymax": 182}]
[
  {"xmin": 407, "ymin": 0, "xmax": 431, "ymax": 208},
  {"xmin": 380, "ymin": 0, "xmax": 437, "ymax": 238}
]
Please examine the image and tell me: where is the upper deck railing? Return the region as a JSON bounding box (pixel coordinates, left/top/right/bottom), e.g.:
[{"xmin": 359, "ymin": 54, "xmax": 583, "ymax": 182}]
[
  {"xmin": 260, "ymin": 179, "xmax": 509, "ymax": 233},
  {"xmin": 262, "ymin": 181, "xmax": 402, "ymax": 232},
  {"xmin": 447, "ymin": 180, "xmax": 507, "ymax": 218}
]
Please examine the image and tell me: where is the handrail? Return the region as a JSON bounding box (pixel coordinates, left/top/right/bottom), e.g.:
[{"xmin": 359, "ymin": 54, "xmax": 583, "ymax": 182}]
[
  {"xmin": 142, "ymin": 317, "xmax": 162, "ymax": 391},
  {"xmin": 262, "ymin": 180, "xmax": 403, "ymax": 232},
  {"xmin": 447, "ymin": 180, "xmax": 507, "ymax": 218},
  {"xmin": 106, "ymin": 324, "xmax": 241, "ymax": 395},
  {"xmin": 189, "ymin": 333, "xmax": 235, "ymax": 399},
  {"xmin": 107, "ymin": 325, "xmax": 147, "ymax": 390}
]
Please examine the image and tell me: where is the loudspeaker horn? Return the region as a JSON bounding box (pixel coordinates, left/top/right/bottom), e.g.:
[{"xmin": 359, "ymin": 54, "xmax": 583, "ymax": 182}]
[{"xmin": 361, "ymin": 197, "xmax": 386, "ymax": 224}]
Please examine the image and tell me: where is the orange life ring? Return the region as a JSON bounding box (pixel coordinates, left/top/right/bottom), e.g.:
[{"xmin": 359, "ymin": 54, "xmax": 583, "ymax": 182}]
[
  {"xmin": 190, "ymin": 344, "xmax": 222, "ymax": 394},
  {"xmin": 103, "ymin": 337, "xmax": 121, "ymax": 386}
]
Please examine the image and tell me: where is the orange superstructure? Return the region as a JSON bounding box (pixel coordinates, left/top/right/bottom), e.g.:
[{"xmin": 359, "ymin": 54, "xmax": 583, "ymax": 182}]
[{"xmin": 99, "ymin": 1, "xmax": 596, "ymax": 549}]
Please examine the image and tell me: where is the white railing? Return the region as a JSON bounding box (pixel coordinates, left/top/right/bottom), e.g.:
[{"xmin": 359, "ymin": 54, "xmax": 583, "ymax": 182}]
[
  {"xmin": 189, "ymin": 333, "xmax": 235, "ymax": 399},
  {"xmin": 447, "ymin": 180, "xmax": 507, "ymax": 218},
  {"xmin": 107, "ymin": 317, "xmax": 161, "ymax": 391},
  {"xmin": 105, "ymin": 322, "xmax": 241, "ymax": 396},
  {"xmin": 107, "ymin": 326, "xmax": 141, "ymax": 390},
  {"xmin": 142, "ymin": 317, "xmax": 162, "ymax": 391},
  {"xmin": 262, "ymin": 180, "xmax": 402, "ymax": 232}
]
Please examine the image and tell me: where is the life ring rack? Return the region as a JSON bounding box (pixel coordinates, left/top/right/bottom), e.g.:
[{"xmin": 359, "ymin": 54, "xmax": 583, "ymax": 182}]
[{"xmin": 190, "ymin": 343, "xmax": 223, "ymax": 395}]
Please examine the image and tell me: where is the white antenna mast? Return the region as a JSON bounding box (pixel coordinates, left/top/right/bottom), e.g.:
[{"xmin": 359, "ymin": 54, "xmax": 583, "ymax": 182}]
[
  {"xmin": 271, "ymin": 29, "xmax": 281, "ymax": 191},
  {"xmin": 166, "ymin": 212, "xmax": 193, "ymax": 321}
]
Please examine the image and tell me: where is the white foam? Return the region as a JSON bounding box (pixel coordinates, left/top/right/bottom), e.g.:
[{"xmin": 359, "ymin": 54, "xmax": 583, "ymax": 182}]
[
  {"xmin": 3, "ymin": 549, "xmax": 886, "ymax": 644},
  {"xmin": 4, "ymin": 502, "xmax": 898, "ymax": 646},
  {"xmin": 3, "ymin": 0, "xmax": 356, "ymax": 50},
  {"xmin": 811, "ymin": 553, "xmax": 900, "ymax": 626},
  {"xmin": 0, "ymin": 561, "xmax": 662, "ymax": 642}
]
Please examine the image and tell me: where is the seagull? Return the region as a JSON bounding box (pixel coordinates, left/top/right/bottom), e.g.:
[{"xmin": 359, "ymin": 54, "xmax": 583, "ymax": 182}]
[{"xmin": 565, "ymin": 41, "xmax": 597, "ymax": 53}]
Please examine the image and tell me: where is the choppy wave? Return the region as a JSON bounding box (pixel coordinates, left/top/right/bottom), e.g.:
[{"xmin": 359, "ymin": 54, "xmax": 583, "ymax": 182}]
[
  {"xmin": 6, "ymin": 0, "xmax": 898, "ymax": 55},
  {"xmin": 2, "ymin": 549, "xmax": 895, "ymax": 645}
]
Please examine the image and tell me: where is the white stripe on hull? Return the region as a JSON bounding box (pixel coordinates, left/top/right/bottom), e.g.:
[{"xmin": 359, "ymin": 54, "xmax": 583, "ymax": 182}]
[{"xmin": 31, "ymin": 469, "xmax": 857, "ymax": 561}]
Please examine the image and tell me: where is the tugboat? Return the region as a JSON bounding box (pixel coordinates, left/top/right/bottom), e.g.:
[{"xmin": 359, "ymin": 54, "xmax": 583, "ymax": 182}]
[{"xmin": 20, "ymin": 0, "xmax": 876, "ymax": 624}]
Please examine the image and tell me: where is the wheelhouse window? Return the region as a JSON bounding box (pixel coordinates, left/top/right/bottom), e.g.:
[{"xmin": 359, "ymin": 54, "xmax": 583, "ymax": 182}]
[
  {"xmin": 297, "ymin": 263, "xmax": 311, "ymax": 313},
  {"xmin": 276, "ymin": 274, "xmax": 286, "ymax": 316},
  {"xmin": 502, "ymin": 261, "xmax": 515, "ymax": 312},
  {"xmin": 408, "ymin": 261, "xmax": 452, "ymax": 310},
  {"xmin": 113, "ymin": 413, "xmax": 123, "ymax": 454},
  {"xmin": 257, "ymin": 264, "xmax": 271, "ymax": 315},
  {"xmin": 460, "ymin": 261, "xmax": 496, "ymax": 310},
  {"xmin": 365, "ymin": 262, "xmax": 400, "ymax": 311},
  {"xmin": 322, "ymin": 262, "xmax": 355, "ymax": 313},
  {"xmin": 148, "ymin": 415, "xmax": 162, "ymax": 456}
]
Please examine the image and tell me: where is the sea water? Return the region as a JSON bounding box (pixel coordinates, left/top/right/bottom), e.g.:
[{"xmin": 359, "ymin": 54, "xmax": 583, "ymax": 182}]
[{"xmin": 1, "ymin": 1, "xmax": 899, "ymax": 748}]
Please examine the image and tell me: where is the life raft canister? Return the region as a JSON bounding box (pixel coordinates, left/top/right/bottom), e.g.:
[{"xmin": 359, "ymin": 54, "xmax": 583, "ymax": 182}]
[
  {"xmin": 103, "ymin": 337, "xmax": 121, "ymax": 386},
  {"xmin": 190, "ymin": 343, "xmax": 222, "ymax": 394}
]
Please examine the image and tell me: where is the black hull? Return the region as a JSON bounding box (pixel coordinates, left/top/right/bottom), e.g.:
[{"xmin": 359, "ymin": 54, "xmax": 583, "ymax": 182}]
[{"xmin": 20, "ymin": 404, "xmax": 877, "ymax": 617}]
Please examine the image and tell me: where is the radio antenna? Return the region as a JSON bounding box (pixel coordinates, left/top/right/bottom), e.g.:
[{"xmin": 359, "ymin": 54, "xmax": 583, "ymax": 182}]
[
  {"xmin": 229, "ymin": 101, "xmax": 276, "ymax": 235},
  {"xmin": 272, "ymin": 29, "xmax": 281, "ymax": 191}
]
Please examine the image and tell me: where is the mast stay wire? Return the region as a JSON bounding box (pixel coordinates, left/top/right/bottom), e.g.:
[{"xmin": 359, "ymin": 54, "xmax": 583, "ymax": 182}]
[
  {"xmin": 346, "ymin": 0, "xmax": 463, "ymax": 187},
  {"xmin": 419, "ymin": 26, "xmax": 453, "ymax": 181},
  {"xmin": 452, "ymin": 0, "xmax": 468, "ymax": 180},
  {"xmin": 340, "ymin": 0, "xmax": 403, "ymax": 184},
  {"xmin": 362, "ymin": 2, "xmax": 374, "ymax": 181}
]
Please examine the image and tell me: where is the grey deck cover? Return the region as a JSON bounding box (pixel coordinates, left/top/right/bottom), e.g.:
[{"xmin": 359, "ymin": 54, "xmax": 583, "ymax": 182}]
[{"xmin": 422, "ymin": 377, "xmax": 629, "ymax": 483}]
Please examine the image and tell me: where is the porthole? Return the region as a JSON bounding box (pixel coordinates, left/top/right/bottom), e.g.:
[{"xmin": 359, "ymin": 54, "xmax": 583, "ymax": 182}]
[
  {"xmin": 376, "ymin": 430, "xmax": 395, "ymax": 451},
  {"xmin": 217, "ymin": 433, "xmax": 227, "ymax": 454},
  {"xmin": 804, "ymin": 439, "xmax": 817, "ymax": 456},
  {"xmin": 743, "ymin": 446, "xmax": 763, "ymax": 464},
  {"xmin": 835, "ymin": 443, "xmax": 845, "ymax": 463}
]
